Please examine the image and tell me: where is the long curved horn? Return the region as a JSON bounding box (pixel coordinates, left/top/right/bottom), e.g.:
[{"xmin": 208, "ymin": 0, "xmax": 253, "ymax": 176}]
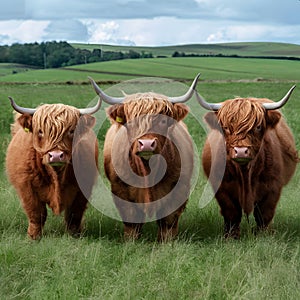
[
  {"xmin": 8, "ymin": 97, "xmax": 37, "ymax": 115},
  {"xmin": 194, "ymin": 91, "xmax": 222, "ymax": 111},
  {"xmin": 88, "ymin": 77, "xmax": 125, "ymax": 104},
  {"xmin": 263, "ymin": 85, "xmax": 296, "ymax": 110},
  {"xmin": 169, "ymin": 73, "xmax": 201, "ymax": 103},
  {"xmin": 79, "ymin": 98, "xmax": 102, "ymax": 115},
  {"xmin": 9, "ymin": 96, "xmax": 102, "ymax": 116}
]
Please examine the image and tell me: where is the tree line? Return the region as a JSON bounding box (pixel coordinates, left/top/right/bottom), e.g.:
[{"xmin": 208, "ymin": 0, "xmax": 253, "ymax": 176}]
[
  {"xmin": 0, "ymin": 41, "xmax": 153, "ymax": 69},
  {"xmin": 172, "ymin": 51, "xmax": 300, "ymax": 61},
  {"xmin": 2, "ymin": 41, "xmax": 297, "ymax": 70}
]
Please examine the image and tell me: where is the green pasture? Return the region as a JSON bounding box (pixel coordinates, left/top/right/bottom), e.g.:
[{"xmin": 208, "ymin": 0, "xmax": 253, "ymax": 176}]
[
  {"xmin": 66, "ymin": 57, "xmax": 300, "ymax": 81},
  {"xmin": 0, "ymin": 56, "xmax": 299, "ymax": 84},
  {"xmin": 1, "ymin": 59, "xmax": 300, "ymax": 299},
  {"xmin": 0, "ymin": 63, "xmax": 34, "ymax": 77}
]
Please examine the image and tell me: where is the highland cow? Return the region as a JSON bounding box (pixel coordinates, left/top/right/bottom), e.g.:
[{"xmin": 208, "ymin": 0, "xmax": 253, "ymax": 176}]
[
  {"xmin": 195, "ymin": 86, "xmax": 298, "ymax": 238},
  {"xmin": 6, "ymin": 98, "xmax": 100, "ymax": 239},
  {"xmin": 89, "ymin": 76, "xmax": 199, "ymax": 241}
]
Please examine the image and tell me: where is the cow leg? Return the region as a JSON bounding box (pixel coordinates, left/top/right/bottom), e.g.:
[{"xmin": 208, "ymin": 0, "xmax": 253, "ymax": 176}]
[
  {"xmin": 254, "ymin": 189, "xmax": 281, "ymax": 231},
  {"xmin": 157, "ymin": 203, "xmax": 186, "ymax": 242},
  {"xmin": 112, "ymin": 192, "xmax": 145, "ymax": 240},
  {"xmin": 119, "ymin": 208, "xmax": 145, "ymax": 240},
  {"xmin": 64, "ymin": 192, "xmax": 88, "ymax": 237},
  {"xmin": 216, "ymin": 192, "xmax": 242, "ymax": 239},
  {"xmin": 21, "ymin": 196, "xmax": 47, "ymax": 240}
]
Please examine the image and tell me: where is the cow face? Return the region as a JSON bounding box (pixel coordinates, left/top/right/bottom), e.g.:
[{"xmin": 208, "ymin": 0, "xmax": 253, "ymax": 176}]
[
  {"xmin": 106, "ymin": 94, "xmax": 189, "ymax": 161},
  {"xmin": 18, "ymin": 104, "xmax": 95, "ymax": 166},
  {"xmin": 204, "ymin": 98, "xmax": 281, "ymax": 164}
]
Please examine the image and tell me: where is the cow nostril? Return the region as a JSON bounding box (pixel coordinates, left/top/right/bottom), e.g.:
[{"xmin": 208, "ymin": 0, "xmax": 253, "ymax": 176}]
[
  {"xmin": 151, "ymin": 139, "xmax": 157, "ymax": 150},
  {"xmin": 138, "ymin": 140, "xmax": 144, "ymax": 151},
  {"xmin": 137, "ymin": 139, "xmax": 157, "ymax": 152},
  {"xmin": 48, "ymin": 151, "xmax": 65, "ymax": 163},
  {"xmin": 233, "ymin": 147, "xmax": 249, "ymax": 158}
]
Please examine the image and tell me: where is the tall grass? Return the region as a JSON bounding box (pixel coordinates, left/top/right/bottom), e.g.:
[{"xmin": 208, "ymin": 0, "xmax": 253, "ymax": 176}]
[{"xmin": 1, "ymin": 79, "xmax": 300, "ymax": 299}]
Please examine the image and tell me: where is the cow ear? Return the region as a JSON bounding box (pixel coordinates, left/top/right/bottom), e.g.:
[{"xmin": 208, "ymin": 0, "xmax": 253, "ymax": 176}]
[
  {"xmin": 266, "ymin": 110, "xmax": 281, "ymax": 128},
  {"xmin": 106, "ymin": 104, "xmax": 126, "ymax": 125},
  {"xmin": 204, "ymin": 112, "xmax": 220, "ymax": 130},
  {"xmin": 173, "ymin": 103, "xmax": 189, "ymax": 121},
  {"xmin": 18, "ymin": 114, "xmax": 33, "ymax": 132}
]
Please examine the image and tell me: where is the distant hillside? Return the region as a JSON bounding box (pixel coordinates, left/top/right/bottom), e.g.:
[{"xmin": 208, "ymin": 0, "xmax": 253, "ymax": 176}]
[{"xmin": 71, "ymin": 42, "xmax": 300, "ymax": 58}]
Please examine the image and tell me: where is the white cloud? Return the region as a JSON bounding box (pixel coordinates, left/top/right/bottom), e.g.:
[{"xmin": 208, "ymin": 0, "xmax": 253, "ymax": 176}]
[
  {"xmin": 0, "ymin": 1, "xmax": 300, "ymax": 46},
  {"xmin": 1, "ymin": 17, "xmax": 300, "ymax": 46},
  {"xmin": 86, "ymin": 20, "xmax": 136, "ymax": 45},
  {"xmin": 0, "ymin": 20, "xmax": 49, "ymax": 44},
  {"xmin": 86, "ymin": 18, "xmax": 300, "ymax": 47},
  {"xmin": 207, "ymin": 24, "xmax": 300, "ymax": 44}
]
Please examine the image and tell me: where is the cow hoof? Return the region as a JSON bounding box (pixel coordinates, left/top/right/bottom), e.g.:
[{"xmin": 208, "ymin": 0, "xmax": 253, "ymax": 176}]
[
  {"xmin": 27, "ymin": 231, "xmax": 42, "ymax": 240},
  {"xmin": 224, "ymin": 229, "xmax": 240, "ymax": 240},
  {"xmin": 67, "ymin": 224, "xmax": 83, "ymax": 238},
  {"xmin": 27, "ymin": 224, "xmax": 43, "ymax": 240}
]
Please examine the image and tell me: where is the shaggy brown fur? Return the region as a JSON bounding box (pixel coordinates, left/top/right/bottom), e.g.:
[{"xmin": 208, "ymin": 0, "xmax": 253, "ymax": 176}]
[
  {"xmin": 104, "ymin": 93, "xmax": 194, "ymax": 241},
  {"xmin": 6, "ymin": 104, "xmax": 98, "ymax": 239},
  {"xmin": 202, "ymin": 97, "xmax": 298, "ymax": 238}
]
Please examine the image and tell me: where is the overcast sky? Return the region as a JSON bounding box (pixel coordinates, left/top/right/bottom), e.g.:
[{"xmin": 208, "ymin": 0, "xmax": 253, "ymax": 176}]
[{"xmin": 0, "ymin": 0, "xmax": 300, "ymax": 46}]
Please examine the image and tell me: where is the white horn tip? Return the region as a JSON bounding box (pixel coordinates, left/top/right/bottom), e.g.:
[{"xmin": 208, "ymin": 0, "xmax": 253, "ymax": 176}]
[{"xmin": 192, "ymin": 73, "xmax": 201, "ymax": 89}]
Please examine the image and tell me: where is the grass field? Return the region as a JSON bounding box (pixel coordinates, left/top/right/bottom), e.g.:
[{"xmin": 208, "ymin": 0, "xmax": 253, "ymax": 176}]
[
  {"xmin": 0, "ymin": 56, "xmax": 299, "ymax": 84},
  {"xmin": 1, "ymin": 57, "xmax": 300, "ymax": 299}
]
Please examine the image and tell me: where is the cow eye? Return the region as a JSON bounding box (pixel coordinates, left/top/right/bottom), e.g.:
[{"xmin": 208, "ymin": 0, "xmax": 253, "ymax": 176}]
[
  {"xmin": 38, "ymin": 129, "xmax": 43, "ymax": 138},
  {"xmin": 222, "ymin": 126, "xmax": 230, "ymax": 134},
  {"xmin": 157, "ymin": 118, "xmax": 170, "ymax": 130},
  {"xmin": 154, "ymin": 117, "xmax": 168, "ymax": 128},
  {"xmin": 160, "ymin": 119, "xmax": 167, "ymax": 126},
  {"xmin": 69, "ymin": 129, "xmax": 75, "ymax": 137},
  {"xmin": 256, "ymin": 125, "xmax": 262, "ymax": 132}
]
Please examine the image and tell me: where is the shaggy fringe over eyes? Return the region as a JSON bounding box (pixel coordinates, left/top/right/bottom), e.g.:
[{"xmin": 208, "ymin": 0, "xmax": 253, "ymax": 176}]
[
  {"xmin": 217, "ymin": 98, "xmax": 266, "ymax": 137},
  {"xmin": 32, "ymin": 104, "xmax": 80, "ymax": 153},
  {"xmin": 124, "ymin": 93, "xmax": 175, "ymax": 119},
  {"xmin": 123, "ymin": 93, "xmax": 175, "ymax": 140}
]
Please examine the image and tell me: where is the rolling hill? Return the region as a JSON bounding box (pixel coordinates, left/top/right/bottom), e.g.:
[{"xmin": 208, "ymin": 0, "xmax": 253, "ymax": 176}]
[
  {"xmin": 0, "ymin": 42, "xmax": 299, "ymax": 84},
  {"xmin": 1, "ymin": 56, "xmax": 299, "ymax": 83},
  {"xmin": 71, "ymin": 42, "xmax": 300, "ymax": 58}
]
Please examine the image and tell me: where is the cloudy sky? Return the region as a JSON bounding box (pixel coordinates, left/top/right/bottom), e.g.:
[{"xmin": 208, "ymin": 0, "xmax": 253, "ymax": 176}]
[{"xmin": 0, "ymin": 0, "xmax": 300, "ymax": 46}]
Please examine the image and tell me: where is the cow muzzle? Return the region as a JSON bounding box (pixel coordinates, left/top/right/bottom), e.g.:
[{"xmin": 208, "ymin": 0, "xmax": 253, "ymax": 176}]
[
  {"xmin": 137, "ymin": 138, "xmax": 157, "ymax": 160},
  {"xmin": 48, "ymin": 150, "xmax": 67, "ymax": 166},
  {"xmin": 231, "ymin": 147, "xmax": 252, "ymax": 164}
]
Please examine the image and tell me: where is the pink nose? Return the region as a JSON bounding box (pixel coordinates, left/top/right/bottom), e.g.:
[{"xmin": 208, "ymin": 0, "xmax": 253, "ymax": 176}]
[
  {"xmin": 138, "ymin": 139, "xmax": 157, "ymax": 152},
  {"xmin": 234, "ymin": 147, "xmax": 249, "ymax": 158},
  {"xmin": 48, "ymin": 150, "xmax": 65, "ymax": 163}
]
